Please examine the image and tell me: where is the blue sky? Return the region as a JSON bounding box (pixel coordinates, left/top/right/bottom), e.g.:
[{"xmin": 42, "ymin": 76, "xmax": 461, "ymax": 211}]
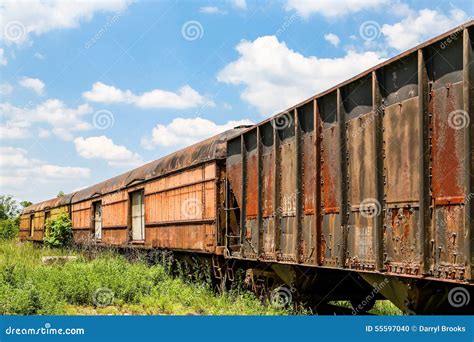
[{"xmin": 0, "ymin": 0, "xmax": 473, "ymax": 202}]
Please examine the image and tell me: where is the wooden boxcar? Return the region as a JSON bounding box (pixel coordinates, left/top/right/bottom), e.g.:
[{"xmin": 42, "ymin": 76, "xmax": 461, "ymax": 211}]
[{"xmin": 20, "ymin": 128, "xmax": 246, "ymax": 254}]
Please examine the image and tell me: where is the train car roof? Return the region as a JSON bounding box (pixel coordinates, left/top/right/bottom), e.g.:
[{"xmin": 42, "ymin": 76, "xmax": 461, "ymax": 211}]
[{"xmin": 22, "ymin": 127, "xmax": 248, "ymax": 214}]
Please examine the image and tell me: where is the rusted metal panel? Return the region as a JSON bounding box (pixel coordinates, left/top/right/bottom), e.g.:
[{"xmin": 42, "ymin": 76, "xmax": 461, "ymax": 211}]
[
  {"xmin": 418, "ymin": 48, "xmax": 432, "ymax": 276},
  {"xmin": 383, "ymin": 98, "xmax": 420, "ymax": 204},
  {"xmin": 320, "ymin": 93, "xmax": 341, "ymax": 267},
  {"xmin": 321, "ymin": 126, "xmax": 340, "ymax": 212},
  {"xmin": 299, "ymin": 102, "xmax": 316, "ymax": 264},
  {"xmin": 243, "ymin": 130, "xmax": 258, "ymax": 259},
  {"xmin": 347, "ymin": 213, "xmax": 374, "ymax": 269},
  {"xmin": 260, "ymin": 123, "xmax": 276, "ymax": 259},
  {"xmin": 302, "ymin": 135, "xmax": 316, "ymax": 213},
  {"xmin": 245, "ymin": 143, "xmax": 258, "ymax": 218},
  {"xmin": 225, "ymin": 138, "xmax": 242, "ymax": 255},
  {"xmin": 372, "ymin": 71, "xmax": 385, "ymax": 271},
  {"xmin": 71, "ymin": 200, "xmax": 92, "ymax": 230},
  {"xmin": 381, "ymin": 57, "xmax": 423, "ymax": 274},
  {"xmin": 345, "ymin": 76, "xmax": 377, "ymax": 270},
  {"xmin": 347, "ymin": 112, "xmax": 376, "ymax": 206},
  {"xmin": 434, "ymin": 205, "xmax": 466, "ymax": 279},
  {"xmin": 321, "ymin": 213, "xmax": 341, "ymax": 266},
  {"xmin": 336, "ymin": 89, "xmax": 349, "ymax": 268},
  {"xmin": 432, "ymin": 84, "xmax": 465, "ymax": 197},
  {"xmin": 261, "ymin": 132, "xmax": 274, "ymax": 217},
  {"xmin": 384, "ymin": 207, "xmax": 422, "ymax": 273},
  {"xmin": 278, "ymin": 114, "xmax": 297, "ymax": 262}
]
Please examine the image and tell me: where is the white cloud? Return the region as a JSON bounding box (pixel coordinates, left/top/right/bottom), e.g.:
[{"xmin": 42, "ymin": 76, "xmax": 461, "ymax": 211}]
[
  {"xmin": 34, "ymin": 52, "xmax": 45, "ymax": 60},
  {"xmin": 286, "ymin": 0, "xmax": 387, "ymax": 18},
  {"xmin": 0, "ymin": 82, "xmax": 13, "ymax": 96},
  {"xmin": 0, "ymin": 48, "xmax": 7, "ymax": 65},
  {"xmin": 18, "ymin": 77, "xmax": 45, "ymax": 95},
  {"xmin": 38, "ymin": 128, "xmax": 51, "ymax": 139},
  {"xmin": 142, "ymin": 117, "xmax": 253, "ymax": 150},
  {"xmin": 199, "ymin": 6, "xmax": 226, "ymax": 14},
  {"xmin": 324, "ymin": 33, "xmax": 340, "ymax": 47},
  {"xmin": 0, "ymin": 0, "xmax": 131, "ymax": 45},
  {"xmin": 217, "ymin": 35, "xmax": 385, "ymax": 115},
  {"xmin": 381, "ymin": 8, "xmax": 468, "ymax": 51},
  {"xmin": 232, "ymin": 0, "xmax": 247, "ymax": 10},
  {"xmin": 0, "ymin": 146, "xmax": 90, "ymax": 195},
  {"xmin": 83, "ymin": 82, "xmax": 215, "ymax": 110},
  {"xmin": 0, "ymin": 99, "xmax": 93, "ymax": 140},
  {"xmin": 1, "ymin": 123, "xmax": 29, "ymax": 139},
  {"xmin": 74, "ymin": 136, "xmax": 142, "ymax": 167}
]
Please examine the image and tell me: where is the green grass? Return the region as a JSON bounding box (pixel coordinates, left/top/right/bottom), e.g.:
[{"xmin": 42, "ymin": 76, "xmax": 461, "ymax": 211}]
[
  {"xmin": 0, "ymin": 240, "xmax": 403, "ymax": 316},
  {"xmin": 330, "ymin": 300, "xmax": 402, "ymax": 315},
  {"xmin": 0, "ymin": 240, "xmax": 287, "ymax": 315}
]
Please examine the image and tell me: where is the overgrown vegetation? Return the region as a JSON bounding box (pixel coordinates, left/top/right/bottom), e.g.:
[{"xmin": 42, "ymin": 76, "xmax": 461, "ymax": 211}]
[
  {"xmin": 0, "ymin": 241, "xmax": 288, "ymax": 315},
  {"xmin": 0, "ymin": 195, "xmax": 30, "ymax": 241},
  {"xmin": 0, "ymin": 218, "xmax": 19, "ymax": 240},
  {"xmin": 43, "ymin": 213, "xmax": 73, "ymax": 248}
]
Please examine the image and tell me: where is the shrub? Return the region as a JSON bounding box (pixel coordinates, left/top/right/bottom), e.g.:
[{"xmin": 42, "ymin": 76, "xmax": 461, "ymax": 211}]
[
  {"xmin": 43, "ymin": 213, "xmax": 72, "ymax": 248},
  {"xmin": 0, "ymin": 219, "xmax": 19, "ymax": 240}
]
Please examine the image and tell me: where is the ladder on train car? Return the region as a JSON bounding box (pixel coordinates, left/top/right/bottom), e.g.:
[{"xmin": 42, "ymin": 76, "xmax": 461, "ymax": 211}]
[{"xmin": 223, "ymin": 179, "xmax": 242, "ymax": 256}]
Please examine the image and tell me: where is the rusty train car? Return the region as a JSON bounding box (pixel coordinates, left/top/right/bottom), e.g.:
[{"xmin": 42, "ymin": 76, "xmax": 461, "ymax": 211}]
[{"xmin": 20, "ymin": 22, "xmax": 474, "ymax": 314}]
